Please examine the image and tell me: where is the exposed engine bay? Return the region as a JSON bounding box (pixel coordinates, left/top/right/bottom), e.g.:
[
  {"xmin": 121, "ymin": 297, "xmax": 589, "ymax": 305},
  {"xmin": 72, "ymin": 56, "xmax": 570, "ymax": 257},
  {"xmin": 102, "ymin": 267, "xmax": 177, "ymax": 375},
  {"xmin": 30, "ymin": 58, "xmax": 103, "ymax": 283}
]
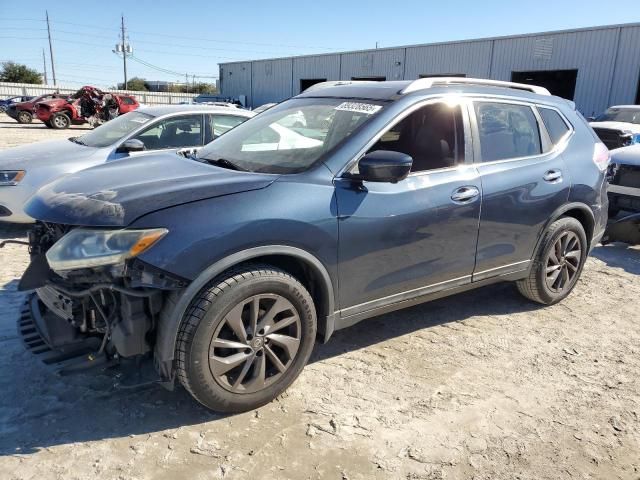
[{"xmin": 15, "ymin": 222, "xmax": 187, "ymax": 382}]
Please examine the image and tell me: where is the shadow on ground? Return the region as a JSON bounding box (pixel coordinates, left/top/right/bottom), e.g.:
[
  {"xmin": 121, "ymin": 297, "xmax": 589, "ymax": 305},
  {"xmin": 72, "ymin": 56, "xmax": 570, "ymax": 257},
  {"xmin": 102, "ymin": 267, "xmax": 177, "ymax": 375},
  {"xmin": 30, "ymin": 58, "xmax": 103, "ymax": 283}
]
[
  {"xmin": 0, "ymin": 279, "xmax": 541, "ymax": 456},
  {"xmin": 591, "ymin": 243, "xmax": 640, "ymax": 275}
]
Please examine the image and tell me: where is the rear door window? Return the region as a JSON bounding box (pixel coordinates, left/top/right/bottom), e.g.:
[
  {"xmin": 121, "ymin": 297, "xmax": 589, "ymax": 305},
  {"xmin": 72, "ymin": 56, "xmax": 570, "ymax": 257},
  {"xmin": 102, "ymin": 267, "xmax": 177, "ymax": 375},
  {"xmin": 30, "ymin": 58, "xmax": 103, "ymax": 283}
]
[
  {"xmin": 205, "ymin": 114, "xmax": 247, "ymax": 143},
  {"xmin": 474, "ymin": 102, "xmax": 542, "ymax": 162},
  {"xmin": 538, "ymin": 107, "xmax": 571, "ymax": 146}
]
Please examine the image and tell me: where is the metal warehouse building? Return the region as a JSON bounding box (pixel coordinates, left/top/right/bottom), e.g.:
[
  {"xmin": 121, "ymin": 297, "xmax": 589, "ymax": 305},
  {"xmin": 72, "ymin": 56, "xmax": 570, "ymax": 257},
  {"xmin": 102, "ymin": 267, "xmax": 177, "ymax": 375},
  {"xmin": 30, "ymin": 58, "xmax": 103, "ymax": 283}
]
[{"xmin": 219, "ymin": 22, "xmax": 640, "ymax": 115}]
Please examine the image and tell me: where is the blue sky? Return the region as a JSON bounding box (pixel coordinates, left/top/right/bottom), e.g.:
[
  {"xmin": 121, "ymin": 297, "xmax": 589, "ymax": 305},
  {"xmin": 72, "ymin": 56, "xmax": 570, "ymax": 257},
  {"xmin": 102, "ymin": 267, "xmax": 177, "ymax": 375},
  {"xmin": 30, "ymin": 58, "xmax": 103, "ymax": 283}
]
[{"xmin": 0, "ymin": 0, "xmax": 637, "ymax": 89}]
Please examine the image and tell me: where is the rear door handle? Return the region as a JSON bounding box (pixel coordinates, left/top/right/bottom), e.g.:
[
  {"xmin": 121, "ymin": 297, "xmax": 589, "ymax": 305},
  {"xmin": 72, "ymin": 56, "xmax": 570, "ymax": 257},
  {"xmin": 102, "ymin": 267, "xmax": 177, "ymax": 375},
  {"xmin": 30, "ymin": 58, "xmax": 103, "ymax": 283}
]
[
  {"xmin": 543, "ymin": 169, "xmax": 563, "ymax": 182},
  {"xmin": 451, "ymin": 186, "xmax": 480, "ymax": 203}
]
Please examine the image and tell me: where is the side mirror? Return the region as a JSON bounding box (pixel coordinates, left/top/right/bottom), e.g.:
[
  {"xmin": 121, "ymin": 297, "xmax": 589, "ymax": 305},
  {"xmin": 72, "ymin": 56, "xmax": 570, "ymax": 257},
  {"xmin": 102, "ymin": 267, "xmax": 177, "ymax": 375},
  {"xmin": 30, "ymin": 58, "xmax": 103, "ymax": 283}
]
[
  {"xmin": 354, "ymin": 150, "xmax": 413, "ymax": 183},
  {"xmin": 116, "ymin": 138, "xmax": 145, "ymax": 153}
]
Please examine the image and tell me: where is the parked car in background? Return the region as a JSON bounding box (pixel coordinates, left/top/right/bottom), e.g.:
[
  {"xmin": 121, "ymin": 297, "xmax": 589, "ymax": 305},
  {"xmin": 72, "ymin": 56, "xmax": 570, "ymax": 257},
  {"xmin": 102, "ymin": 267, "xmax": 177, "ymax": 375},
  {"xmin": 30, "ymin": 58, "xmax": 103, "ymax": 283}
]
[
  {"xmin": 5, "ymin": 93, "xmax": 69, "ymax": 124},
  {"xmin": 0, "ymin": 95, "xmax": 33, "ymax": 113},
  {"xmin": 35, "ymin": 86, "xmax": 139, "ymax": 129},
  {"xmin": 16, "ymin": 78, "xmax": 608, "ymax": 413},
  {"xmin": 590, "ymin": 105, "xmax": 640, "ymax": 150},
  {"xmin": 0, "ymin": 105, "xmax": 254, "ymax": 222},
  {"xmin": 607, "ymin": 144, "xmax": 640, "ymax": 215}
]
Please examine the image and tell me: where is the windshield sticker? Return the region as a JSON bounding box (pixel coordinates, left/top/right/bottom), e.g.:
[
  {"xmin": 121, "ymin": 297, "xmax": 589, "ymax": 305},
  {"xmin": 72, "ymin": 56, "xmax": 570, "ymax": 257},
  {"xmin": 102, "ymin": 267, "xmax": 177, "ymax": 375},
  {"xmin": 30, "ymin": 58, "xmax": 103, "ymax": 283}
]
[{"xmin": 335, "ymin": 102, "xmax": 381, "ymax": 115}]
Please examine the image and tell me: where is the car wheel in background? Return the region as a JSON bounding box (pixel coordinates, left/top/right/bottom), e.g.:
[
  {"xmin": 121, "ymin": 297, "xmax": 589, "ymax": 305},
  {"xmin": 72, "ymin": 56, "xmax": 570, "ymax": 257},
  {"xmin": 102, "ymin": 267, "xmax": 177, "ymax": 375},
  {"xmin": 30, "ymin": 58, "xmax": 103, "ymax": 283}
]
[
  {"xmin": 517, "ymin": 217, "xmax": 587, "ymax": 305},
  {"xmin": 176, "ymin": 264, "xmax": 317, "ymax": 413},
  {"xmin": 17, "ymin": 111, "xmax": 33, "ymax": 124},
  {"xmin": 50, "ymin": 112, "xmax": 71, "ymax": 129}
]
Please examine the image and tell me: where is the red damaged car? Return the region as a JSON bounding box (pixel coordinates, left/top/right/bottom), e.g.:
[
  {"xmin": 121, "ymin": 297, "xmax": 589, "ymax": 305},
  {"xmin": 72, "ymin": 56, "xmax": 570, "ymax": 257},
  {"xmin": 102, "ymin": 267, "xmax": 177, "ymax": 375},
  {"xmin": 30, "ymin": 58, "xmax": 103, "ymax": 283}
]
[
  {"xmin": 5, "ymin": 93, "xmax": 69, "ymax": 124},
  {"xmin": 35, "ymin": 86, "xmax": 139, "ymax": 129}
]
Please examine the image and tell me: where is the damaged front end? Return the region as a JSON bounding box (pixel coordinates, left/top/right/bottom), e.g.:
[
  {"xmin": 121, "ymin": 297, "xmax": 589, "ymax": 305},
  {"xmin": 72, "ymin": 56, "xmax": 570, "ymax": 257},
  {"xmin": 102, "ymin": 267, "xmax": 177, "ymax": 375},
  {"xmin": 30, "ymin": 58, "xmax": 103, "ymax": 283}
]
[{"xmin": 15, "ymin": 222, "xmax": 187, "ymax": 384}]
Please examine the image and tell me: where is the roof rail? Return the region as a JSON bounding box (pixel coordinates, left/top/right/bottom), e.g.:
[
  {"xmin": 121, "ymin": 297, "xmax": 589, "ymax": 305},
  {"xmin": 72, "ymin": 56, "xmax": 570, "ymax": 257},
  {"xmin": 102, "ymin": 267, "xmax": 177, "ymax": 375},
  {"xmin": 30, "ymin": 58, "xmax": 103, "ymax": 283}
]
[
  {"xmin": 302, "ymin": 80, "xmax": 377, "ymax": 93},
  {"xmin": 400, "ymin": 77, "xmax": 551, "ymax": 96}
]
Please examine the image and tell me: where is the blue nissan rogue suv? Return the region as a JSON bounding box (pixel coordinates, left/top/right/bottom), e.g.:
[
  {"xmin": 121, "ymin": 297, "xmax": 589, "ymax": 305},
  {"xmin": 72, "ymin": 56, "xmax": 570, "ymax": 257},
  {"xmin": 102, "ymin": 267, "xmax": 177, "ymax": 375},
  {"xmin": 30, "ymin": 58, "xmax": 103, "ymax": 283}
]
[{"xmin": 16, "ymin": 78, "xmax": 609, "ymax": 412}]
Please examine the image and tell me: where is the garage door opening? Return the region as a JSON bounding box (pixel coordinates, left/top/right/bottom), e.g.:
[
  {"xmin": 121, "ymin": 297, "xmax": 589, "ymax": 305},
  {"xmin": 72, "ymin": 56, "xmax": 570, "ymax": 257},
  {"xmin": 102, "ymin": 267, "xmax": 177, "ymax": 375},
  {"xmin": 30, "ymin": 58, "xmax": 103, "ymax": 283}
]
[
  {"xmin": 351, "ymin": 76, "xmax": 386, "ymax": 81},
  {"xmin": 511, "ymin": 70, "xmax": 578, "ymax": 100},
  {"xmin": 300, "ymin": 78, "xmax": 327, "ymax": 92},
  {"xmin": 635, "ymin": 72, "xmax": 640, "ymax": 104}
]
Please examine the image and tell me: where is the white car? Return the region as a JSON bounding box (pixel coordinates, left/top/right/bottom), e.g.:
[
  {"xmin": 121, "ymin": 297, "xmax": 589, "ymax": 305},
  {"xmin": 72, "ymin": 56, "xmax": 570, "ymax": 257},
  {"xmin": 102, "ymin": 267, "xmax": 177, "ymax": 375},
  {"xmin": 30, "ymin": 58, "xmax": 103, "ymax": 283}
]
[
  {"xmin": 590, "ymin": 105, "xmax": 640, "ymax": 150},
  {"xmin": 0, "ymin": 105, "xmax": 254, "ymax": 223}
]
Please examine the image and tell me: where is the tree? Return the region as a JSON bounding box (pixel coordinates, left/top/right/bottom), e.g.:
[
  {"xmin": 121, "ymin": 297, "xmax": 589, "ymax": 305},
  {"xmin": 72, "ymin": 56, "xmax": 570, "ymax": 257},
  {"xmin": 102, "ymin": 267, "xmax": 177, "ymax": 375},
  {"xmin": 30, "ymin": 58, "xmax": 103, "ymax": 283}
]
[
  {"xmin": 168, "ymin": 82, "xmax": 218, "ymax": 94},
  {"xmin": 0, "ymin": 62, "xmax": 42, "ymax": 84},
  {"xmin": 116, "ymin": 77, "xmax": 148, "ymax": 91}
]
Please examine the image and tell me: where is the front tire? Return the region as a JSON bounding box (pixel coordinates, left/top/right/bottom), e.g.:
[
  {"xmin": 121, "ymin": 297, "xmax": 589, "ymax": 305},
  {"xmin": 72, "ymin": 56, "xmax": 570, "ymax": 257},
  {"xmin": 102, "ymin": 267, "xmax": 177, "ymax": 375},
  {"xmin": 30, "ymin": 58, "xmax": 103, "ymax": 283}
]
[
  {"xmin": 50, "ymin": 112, "xmax": 71, "ymax": 129},
  {"xmin": 17, "ymin": 111, "xmax": 33, "ymax": 124},
  {"xmin": 176, "ymin": 265, "xmax": 317, "ymax": 413},
  {"xmin": 517, "ymin": 217, "xmax": 587, "ymax": 305}
]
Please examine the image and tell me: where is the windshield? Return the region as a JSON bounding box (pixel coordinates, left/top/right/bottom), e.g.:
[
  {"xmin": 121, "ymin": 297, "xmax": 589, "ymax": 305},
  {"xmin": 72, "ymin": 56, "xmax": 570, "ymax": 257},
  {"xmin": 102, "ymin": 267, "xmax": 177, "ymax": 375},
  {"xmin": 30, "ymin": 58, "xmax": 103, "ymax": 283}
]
[
  {"xmin": 595, "ymin": 108, "xmax": 640, "ymax": 125},
  {"xmin": 198, "ymin": 98, "xmax": 384, "ymax": 174},
  {"xmin": 75, "ymin": 111, "xmax": 154, "ymax": 148}
]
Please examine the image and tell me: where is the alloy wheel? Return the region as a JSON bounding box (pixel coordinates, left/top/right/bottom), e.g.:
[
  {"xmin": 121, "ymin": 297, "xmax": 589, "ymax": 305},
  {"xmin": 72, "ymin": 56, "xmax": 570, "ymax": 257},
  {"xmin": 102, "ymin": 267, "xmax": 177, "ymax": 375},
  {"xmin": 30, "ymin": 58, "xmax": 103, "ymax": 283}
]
[
  {"xmin": 545, "ymin": 231, "xmax": 582, "ymax": 293},
  {"xmin": 209, "ymin": 294, "xmax": 302, "ymax": 394},
  {"xmin": 53, "ymin": 115, "xmax": 68, "ymax": 128}
]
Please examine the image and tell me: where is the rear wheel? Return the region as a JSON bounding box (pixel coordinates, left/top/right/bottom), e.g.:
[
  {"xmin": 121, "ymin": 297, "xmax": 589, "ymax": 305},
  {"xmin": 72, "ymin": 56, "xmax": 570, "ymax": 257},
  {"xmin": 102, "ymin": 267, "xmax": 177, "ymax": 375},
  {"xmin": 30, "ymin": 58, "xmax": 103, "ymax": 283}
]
[
  {"xmin": 517, "ymin": 217, "xmax": 587, "ymax": 305},
  {"xmin": 17, "ymin": 111, "xmax": 33, "ymax": 124},
  {"xmin": 50, "ymin": 112, "xmax": 71, "ymax": 129},
  {"xmin": 176, "ymin": 265, "xmax": 317, "ymax": 412}
]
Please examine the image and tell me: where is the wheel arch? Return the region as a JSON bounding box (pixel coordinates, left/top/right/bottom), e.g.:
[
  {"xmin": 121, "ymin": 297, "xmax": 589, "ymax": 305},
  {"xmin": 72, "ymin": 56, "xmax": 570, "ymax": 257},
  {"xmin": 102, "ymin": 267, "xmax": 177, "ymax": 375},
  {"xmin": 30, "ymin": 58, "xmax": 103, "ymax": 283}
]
[
  {"xmin": 531, "ymin": 202, "xmax": 595, "ymax": 262},
  {"xmin": 154, "ymin": 245, "xmax": 336, "ymax": 377}
]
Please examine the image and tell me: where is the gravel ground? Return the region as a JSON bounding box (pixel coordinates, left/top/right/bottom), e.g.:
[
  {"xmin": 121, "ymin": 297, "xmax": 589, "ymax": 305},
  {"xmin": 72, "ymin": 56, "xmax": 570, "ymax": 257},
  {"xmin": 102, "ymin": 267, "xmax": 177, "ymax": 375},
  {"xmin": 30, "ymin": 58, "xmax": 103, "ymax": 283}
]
[{"xmin": 0, "ymin": 113, "xmax": 639, "ymax": 480}]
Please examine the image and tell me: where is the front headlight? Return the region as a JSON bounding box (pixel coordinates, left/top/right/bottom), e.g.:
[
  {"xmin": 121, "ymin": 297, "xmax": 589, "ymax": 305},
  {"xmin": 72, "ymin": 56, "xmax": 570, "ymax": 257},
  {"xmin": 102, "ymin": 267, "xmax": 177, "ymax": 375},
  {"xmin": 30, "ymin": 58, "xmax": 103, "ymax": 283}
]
[
  {"xmin": 0, "ymin": 170, "xmax": 25, "ymax": 186},
  {"xmin": 46, "ymin": 228, "xmax": 168, "ymax": 271}
]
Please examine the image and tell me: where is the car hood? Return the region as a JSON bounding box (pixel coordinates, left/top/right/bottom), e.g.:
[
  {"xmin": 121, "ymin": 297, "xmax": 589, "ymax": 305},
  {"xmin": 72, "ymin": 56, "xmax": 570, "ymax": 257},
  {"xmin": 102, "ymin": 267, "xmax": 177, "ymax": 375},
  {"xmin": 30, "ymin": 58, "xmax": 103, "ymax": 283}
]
[
  {"xmin": 24, "ymin": 153, "xmax": 277, "ymax": 226},
  {"xmin": 590, "ymin": 121, "xmax": 640, "ymax": 133},
  {"xmin": 0, "ymin": 139, "xmax": 100, "ymax": 170},
  {"xmin": 610, "ymin": 144, "xmax": 640, "ymax": 167}
]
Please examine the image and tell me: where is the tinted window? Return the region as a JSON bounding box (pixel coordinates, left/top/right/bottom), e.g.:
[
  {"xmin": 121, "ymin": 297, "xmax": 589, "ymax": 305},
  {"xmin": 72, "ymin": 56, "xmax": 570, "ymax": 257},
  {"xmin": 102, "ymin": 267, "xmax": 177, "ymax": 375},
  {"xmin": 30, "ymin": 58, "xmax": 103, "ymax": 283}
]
[
  {"xmin": 475, "ymin": 102, "xmax": 542, "ymax": 162},
  {"xmin": 367, "ymin": 102, "xmax": 465, "ymax": 172},
  {"xmin": 122, "ymin": 97, "xmax": 136, "ymax": 105},
  {"xmin": 133, "ymin": 114, "xmax": 203, "ymax": 150},
  {"xmin": 539, "ymin": 107, "xmax": 571, "ymax": 145}
]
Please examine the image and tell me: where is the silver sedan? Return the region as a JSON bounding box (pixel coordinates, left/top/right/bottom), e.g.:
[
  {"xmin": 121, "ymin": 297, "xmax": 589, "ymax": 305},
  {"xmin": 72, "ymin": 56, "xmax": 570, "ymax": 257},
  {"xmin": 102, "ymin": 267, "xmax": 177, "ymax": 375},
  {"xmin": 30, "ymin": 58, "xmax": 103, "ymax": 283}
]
[{"xmin": 0, "ymin": 105, "xmax": 254, "ymax": 223}]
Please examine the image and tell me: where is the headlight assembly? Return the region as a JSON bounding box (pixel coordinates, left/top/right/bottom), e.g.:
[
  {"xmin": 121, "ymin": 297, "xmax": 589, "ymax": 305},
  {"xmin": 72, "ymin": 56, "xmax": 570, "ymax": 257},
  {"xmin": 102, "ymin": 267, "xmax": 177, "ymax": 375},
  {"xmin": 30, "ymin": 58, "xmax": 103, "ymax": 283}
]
[
  {"xmin": 0, "ymin": 170, "xmax": 25, "ymax": 186},
  {"xmin": 46, "ymin": 228, "xmax": 168, "ymax": 271}
]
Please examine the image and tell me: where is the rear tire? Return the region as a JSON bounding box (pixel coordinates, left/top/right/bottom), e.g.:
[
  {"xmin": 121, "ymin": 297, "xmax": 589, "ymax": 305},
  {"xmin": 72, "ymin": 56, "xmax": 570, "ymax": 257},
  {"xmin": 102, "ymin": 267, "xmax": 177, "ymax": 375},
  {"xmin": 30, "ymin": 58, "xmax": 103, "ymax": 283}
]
[
  {"xmin": 17, "ymin": 111, "xmax": 33, "ymax": 124},
  {"xmin": 517, "ymin": 217, "xmax": 587, "ymax": 305},
  {"xmin": 176, "ymin": 265, "xmax": 317, "ymax": 413},
  {"xmin": 50, "ymin": 112, "xmax": 71, "ymax": 129}
]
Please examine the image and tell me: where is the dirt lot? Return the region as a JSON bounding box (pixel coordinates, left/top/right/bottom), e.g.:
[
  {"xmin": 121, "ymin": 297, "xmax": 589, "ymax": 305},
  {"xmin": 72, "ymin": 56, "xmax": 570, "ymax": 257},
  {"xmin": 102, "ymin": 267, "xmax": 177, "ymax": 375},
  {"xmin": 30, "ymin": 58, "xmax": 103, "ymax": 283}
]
[{"xmin": 0, "ymin": 112, "xmax": 639, "ymax": 480}]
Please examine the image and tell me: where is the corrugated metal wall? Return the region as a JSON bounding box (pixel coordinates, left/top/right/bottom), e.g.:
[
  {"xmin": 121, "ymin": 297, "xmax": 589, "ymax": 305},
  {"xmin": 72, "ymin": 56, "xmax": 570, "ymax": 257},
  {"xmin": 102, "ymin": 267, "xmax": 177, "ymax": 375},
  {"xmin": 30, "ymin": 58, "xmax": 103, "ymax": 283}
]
[
  {"xmin": 609, "ymin": 25, "xmax": 640, "ymax": 107},
  {"xmin": 292, "ymin": 54, "xmax": 341, "ymax": 95},
  {"xmin": 220, "ymin": 24, "xmax": 640, "ymax": 112},
  {"xmin": 339, "ymin": 48, "xmax": 405, "ymax": 81},
  {"xmin": 404, "ymin": 40, "xmax": 493, "ymax": 79},
  {"xmin": 251, "ymin": 58, "xmax": 294, "ymax": 106},
  {"xmin": 219, "ymin": 62, "xmax": 252, "ymax": 106},
  {"xmin": 490, "ymin": 27, "xmax": 621, "ymax": 115}
]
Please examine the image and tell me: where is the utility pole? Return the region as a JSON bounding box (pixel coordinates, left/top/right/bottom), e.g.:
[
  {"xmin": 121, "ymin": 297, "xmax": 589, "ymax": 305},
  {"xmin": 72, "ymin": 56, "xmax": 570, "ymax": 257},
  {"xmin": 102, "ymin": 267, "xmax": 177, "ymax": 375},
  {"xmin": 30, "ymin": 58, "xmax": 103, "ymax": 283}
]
[
  {"xmin": 45, "ymin": 10, "xmax": 56, "ymax": 85},
  {"xmin": 42, "ymin": 48, "xmax": 48, "ymax": 85},
  {"xmin": 121, "ymin": 15, "xmax": 128, "ymax": 89},
  {"xmin": 185, "ymin": 73, "xmax": 189, "ymax": 93}
]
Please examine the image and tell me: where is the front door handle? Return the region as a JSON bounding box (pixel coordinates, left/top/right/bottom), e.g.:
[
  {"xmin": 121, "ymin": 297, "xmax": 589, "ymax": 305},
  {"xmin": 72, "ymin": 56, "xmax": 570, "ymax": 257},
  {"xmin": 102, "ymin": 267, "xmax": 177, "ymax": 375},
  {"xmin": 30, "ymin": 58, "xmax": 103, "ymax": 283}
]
[
  {"xmin": 543, "ymin": 169, "xmax": 563, "ymax": 182},
  {"xmin": 451, "ymin": 186, "xmax": 480, "ymax": 203}
]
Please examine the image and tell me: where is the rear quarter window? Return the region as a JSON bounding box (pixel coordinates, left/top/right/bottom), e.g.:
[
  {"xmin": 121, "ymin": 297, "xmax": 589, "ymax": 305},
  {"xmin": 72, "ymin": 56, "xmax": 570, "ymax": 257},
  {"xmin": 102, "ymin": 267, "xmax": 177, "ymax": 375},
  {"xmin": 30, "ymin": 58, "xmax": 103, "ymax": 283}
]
[{"xmin": 539, "ymin": 107, "xmax": 571, "ymax": 145}]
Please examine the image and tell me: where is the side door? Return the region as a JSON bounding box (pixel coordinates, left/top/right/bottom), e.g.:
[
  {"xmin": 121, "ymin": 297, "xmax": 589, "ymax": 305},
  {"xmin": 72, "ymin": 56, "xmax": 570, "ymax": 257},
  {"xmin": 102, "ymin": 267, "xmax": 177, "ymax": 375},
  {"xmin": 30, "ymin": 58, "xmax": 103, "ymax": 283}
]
[
  {"xmin": 470, "ymin": 99, "xmax": 572, "ymax": 280},
  {"xmin": 115, "ymin": 114, "xmax": 205, "ymax": 159},
  {"xmin": 204, "ymin": 113, "xmax": 249, "ymax": 144},
  {"xmin": 335, "ymin": 99, "xmax": 482, "ymax": 316}
]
